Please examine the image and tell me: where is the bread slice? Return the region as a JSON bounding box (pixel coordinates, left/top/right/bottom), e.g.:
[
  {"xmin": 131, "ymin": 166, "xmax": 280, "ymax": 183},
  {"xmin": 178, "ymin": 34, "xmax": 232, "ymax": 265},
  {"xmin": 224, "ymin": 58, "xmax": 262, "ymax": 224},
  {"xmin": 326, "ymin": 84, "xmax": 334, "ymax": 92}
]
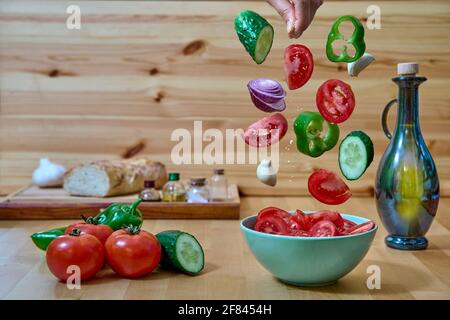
[{"xmin": 64, "ymin": 158, "xmax": 167, "ymax": 197}]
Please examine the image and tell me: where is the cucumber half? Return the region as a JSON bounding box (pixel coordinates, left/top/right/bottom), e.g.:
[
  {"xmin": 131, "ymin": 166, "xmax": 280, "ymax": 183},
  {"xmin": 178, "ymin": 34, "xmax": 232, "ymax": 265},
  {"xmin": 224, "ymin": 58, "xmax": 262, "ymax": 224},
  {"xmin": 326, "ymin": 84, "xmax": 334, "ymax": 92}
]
[
  {"xmin": 235, "ymin": 10, "xmax": 274, "ymax": 64},
  {"xmin": 156, "ymin": 230, "xmax": 204, "ymax": 275},
  {"xmin": 339, "ymin": 131, "xmax": 374, "ymax": 180}
]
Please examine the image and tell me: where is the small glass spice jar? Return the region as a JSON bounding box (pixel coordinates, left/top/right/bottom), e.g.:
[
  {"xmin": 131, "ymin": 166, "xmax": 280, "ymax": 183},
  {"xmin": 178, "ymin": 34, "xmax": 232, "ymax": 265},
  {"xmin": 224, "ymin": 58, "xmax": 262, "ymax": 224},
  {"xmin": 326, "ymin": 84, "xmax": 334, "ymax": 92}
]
[
  {"xmin": 209, "ymin": 169, "xmax": 228, "ymax": 202},
  {"xmin": 186, "ymin": 178, "xmax": 209, "ymax": 203},
  {"xmin": 140, "ymin": 180, "xmax": 160, "ymax": 202},
  {"xmin": 162, "ymin": 172, "xmax": 186, "ymax": 202}
]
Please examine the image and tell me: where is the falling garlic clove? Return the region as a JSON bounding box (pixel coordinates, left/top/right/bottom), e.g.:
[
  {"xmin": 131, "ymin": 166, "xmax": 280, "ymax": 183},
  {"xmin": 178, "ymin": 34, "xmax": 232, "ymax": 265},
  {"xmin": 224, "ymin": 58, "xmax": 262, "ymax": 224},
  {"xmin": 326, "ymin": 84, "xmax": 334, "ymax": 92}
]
[
  {"xmin": 347, "ymin": 53, "xmax": 375, "ymax": 77},
  {"xmin": 256, "ymin": 159, "xmax": 277, "ymax": 187}
]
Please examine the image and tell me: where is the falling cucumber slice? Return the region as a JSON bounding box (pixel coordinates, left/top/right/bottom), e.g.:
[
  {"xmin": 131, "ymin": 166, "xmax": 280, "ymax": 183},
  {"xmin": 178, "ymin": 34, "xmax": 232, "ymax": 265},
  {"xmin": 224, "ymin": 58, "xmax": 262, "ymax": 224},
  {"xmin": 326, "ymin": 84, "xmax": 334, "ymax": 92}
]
[
  {"xmin": 156, "ymin": 230, "xmax": 205, "ymax": 275},
  {"xmin": 235, "ymin": 10, "xmax": 274, "ymax": 64},
  {"xmin": 339, "ymin": 131, "xmax": 374, "ymax": 180}
]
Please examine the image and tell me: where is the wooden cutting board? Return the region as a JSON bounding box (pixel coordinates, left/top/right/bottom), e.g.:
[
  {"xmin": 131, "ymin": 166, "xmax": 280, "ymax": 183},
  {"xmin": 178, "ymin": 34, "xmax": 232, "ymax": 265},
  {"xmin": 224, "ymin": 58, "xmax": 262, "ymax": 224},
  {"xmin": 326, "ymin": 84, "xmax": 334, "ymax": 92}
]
[{"xmin": 0, "ymin": 184, "xmax": 240, "ymax": 220}]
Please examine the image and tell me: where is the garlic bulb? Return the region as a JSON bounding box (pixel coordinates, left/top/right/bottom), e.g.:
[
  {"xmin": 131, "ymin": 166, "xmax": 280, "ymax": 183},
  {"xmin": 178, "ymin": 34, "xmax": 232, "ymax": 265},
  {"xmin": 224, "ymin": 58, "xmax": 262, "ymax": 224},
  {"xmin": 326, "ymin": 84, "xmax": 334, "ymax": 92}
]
[
  {"xmin": 256, "ymin": 159, "xmax": 277, "ymax": 187},
  {"xmin": 32, "ymin": 158, "xmax": 66, "ymax": 187},
  {"xmin": 347, "ymin": 53, "xmax": 375, "ymax": 77}
]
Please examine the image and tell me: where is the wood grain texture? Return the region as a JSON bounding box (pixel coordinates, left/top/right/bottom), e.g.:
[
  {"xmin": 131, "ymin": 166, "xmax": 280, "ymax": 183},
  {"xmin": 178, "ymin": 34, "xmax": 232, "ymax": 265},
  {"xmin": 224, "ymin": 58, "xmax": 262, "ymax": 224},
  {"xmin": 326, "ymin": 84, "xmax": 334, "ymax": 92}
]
[
  {"xmin": 0, "ymin": 184, "xmax": 240, "ymax": 219},
  {"xmin": 0, "ymin": 1, "xmax": 449, "ymax": 196},
  {"xmin": 1, "ymin": 196, "xmax": 449, "ymax": 300}
]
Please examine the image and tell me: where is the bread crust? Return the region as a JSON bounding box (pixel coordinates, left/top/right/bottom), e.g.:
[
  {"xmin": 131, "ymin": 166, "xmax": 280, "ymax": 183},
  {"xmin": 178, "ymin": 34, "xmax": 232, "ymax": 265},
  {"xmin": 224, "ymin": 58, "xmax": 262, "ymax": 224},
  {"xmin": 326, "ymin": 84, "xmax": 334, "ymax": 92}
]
[{"xmin": 64, "ymin": 158, "xmax": 167, "ymax": 197}]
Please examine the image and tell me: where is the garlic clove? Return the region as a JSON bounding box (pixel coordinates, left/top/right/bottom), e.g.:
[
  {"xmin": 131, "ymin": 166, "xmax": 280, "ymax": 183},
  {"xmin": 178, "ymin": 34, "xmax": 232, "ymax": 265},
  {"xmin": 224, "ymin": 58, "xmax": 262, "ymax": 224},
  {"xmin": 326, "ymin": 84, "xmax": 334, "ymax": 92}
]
[
  {"xmin": 347, "ymin": 53, "xmax": 375, "ymax": 77},
  {"xmin": 256, "ymin": 159, "xmax": 277, "ymax": 187},
  {"xmin": 32, "ymin": 158, "xmax": 66, "ymax": 187}
]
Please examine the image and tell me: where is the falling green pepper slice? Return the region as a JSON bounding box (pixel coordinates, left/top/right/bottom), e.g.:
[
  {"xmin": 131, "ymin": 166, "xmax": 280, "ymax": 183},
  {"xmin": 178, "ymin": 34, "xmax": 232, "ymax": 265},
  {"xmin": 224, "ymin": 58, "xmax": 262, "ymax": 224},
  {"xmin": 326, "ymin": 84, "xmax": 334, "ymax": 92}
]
[
  {"xmin": 31, "ymin": 226, "xmax": 66, "ymax": 251},
  {"xmin": 326, "ymin": 15, "xmax": 366, "ymax": 63},
  {"xmin": 294, "ymin": 111, "xmax": 339, "ymax": 158},
  {"xmin": 92, "ymin": 198, "xmax": 143, "ymax": 231}
]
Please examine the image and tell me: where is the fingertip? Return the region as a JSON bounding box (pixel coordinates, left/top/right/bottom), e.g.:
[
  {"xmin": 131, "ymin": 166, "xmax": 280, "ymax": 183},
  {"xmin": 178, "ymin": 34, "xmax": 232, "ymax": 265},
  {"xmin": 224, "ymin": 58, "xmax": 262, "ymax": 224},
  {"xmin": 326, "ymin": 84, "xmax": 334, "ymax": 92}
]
[
  {"xmin": 286, "ymin": 20, "xmax": 293, "ymax": 34},
  {"xmin": 291, "ymin": 31, "xmax": 302, "ymax": 39},
  {"xmin": 293, "ymin": 21, "xmax": 302, "ymax": 38}
]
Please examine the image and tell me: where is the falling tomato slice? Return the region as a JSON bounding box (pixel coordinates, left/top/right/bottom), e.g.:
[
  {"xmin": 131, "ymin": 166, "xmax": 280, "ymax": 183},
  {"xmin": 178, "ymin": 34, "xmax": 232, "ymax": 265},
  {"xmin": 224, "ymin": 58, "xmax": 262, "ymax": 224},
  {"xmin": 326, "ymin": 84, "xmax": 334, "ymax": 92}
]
[
  {"xmin": 309, "ymin": 220, "xmax": 338, "ymax": 237},
  {"xmin": 308, "ymin": 169, "xmax": 352, "ymax": 205},
  {"xmin": 284, "ymin": 44, "xmax": 314, "ymax": 90},
  {"xmin": 316, "ymin": 79, "xmax": 355, "ymax": 123},
  {"xmin": 243, "ymin": 113, "xmax": 288, "ymax": 148}
]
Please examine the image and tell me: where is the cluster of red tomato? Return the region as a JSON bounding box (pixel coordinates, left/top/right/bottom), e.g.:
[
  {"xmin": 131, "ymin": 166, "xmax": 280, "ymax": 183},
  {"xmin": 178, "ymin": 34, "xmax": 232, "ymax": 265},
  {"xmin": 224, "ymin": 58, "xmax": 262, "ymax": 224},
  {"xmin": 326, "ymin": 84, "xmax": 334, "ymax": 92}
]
[
  {"xmin": 46, "ymin": 221, "xmax": 161, "ymax": 282},
  {"xmin": 254, "ymin": 207, "xmax": 375, "ymax": 237}
]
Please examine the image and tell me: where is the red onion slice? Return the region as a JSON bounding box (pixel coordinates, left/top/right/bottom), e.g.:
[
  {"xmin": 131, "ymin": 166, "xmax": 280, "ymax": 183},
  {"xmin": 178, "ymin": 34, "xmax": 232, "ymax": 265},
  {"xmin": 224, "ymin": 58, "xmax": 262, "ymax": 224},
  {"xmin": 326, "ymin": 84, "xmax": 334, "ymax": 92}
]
[{"xmin": 247, "ymin": 78, "xmax": 287, "ymax": 112}]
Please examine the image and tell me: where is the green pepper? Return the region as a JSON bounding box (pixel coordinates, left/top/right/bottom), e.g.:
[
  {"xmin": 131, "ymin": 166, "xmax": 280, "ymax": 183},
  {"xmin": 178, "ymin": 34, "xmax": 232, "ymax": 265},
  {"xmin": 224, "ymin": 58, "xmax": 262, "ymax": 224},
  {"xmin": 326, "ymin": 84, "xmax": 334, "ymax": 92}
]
[
  {"xmin": 294, "ymin": 111, "xmax": 339, "ymax": 158},
  {"xmin": 326, "ymin": 15, "xmax": 366, "ymax": 63},
  {"xmin": 92, "ymin": 198, "xmax": 143, "ymax": 231},
  {"xmin": 31, "ymin": 226, "xmax": 66, "ymax": 251},
  {"xmin": 30, "ymin": 198, "xmax": 144, "ymax": 251}
]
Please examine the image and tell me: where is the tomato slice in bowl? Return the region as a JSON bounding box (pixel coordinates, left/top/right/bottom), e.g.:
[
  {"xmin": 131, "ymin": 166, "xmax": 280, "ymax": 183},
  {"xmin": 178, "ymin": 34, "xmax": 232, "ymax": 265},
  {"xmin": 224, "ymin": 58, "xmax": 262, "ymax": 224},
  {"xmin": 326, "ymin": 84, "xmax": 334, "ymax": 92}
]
[
  {"xmin": 307, "ymin": 210, "xmax": 344, "ymax": 230},
  {"xmin": 345, "ymin": 221, "xmax": 375, "ymax": 235},
  {"xmin": 252, "ymin": 206, "xmax": 375, "ymax": 238},
  {"xmin": 255, "ymin": 214, "xmax": 290, "ymax": 235},
  {"xmin": 287, "ymin": 209, "xmax": 311, "ymax": 231},
  {"xmin": 243, "ymin": 113, "xmax": 288, "ymax": 148},
  {"xmin": 256, "ymin": 206, "xmax": 291, "ymax": 221},
  {"xmin": 291, "ymin": 230, "xmax": 310, "ymax": 237},
  {"xmin": 316, "ymin": 79, "xmax": 355, "ymax": 124},
  {"xmin": 308, "ymin": 169, "xmax": 352, "ymax": 205},
  {"xmin": 309, "ymin": 220, "xmax": 338, "ymax": 237},
  {"xmin": 284, "ymin": 44, "xmax": 314, "ymax": 90},
  {"xmin": 341, "ymin": 218, "xmax": 357, "ymax": 231}
]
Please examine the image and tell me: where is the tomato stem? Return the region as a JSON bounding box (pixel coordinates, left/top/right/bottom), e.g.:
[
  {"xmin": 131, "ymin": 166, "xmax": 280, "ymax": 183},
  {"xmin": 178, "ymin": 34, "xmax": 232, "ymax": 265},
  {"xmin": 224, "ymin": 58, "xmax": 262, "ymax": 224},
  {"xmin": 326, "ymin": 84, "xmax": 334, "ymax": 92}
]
[
  {"xmin": 69, "ymin": 228, "xmax": 82, "ymax": 237},
  {"xmin": 122, "ymin": 224, "xmax": 141, "ymax": 235},
  {"xmin": 81, "ymin": 215, "xmax": 98, "ymax": 225}
]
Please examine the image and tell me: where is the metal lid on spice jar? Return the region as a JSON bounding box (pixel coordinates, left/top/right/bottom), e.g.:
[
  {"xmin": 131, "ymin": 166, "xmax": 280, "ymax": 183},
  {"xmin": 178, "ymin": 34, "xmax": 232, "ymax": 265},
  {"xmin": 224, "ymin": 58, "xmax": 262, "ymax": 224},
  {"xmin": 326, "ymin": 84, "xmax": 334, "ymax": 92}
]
[
  {"xmin": 189, "ymin": 178, "xmax": 206, "ymax": 186},
  {"xmin": 168, "ymin": 172, "xmax": 180, "ymax": 181},
  {"xmin": 144, "ymin": 180, "xmax": 155, "ymax": 188},
  {"xmin": 213, "ymin": 169, "xmax": 225, "ymax": 175}
]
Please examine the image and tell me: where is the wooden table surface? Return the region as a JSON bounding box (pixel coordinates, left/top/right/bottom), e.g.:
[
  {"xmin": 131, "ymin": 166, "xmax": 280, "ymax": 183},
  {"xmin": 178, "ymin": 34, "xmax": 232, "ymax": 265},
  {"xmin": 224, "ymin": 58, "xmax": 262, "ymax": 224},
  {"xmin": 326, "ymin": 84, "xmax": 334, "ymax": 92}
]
[{"xmin": 1, "ymin": 196, "xmax": 449, "ymax": 300}]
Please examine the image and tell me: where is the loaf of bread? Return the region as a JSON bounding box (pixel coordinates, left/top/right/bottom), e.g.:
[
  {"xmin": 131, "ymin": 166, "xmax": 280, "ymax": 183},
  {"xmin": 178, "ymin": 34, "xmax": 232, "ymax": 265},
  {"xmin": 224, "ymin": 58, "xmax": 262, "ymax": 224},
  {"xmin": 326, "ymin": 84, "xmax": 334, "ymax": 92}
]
[{"xmin": 64, "ymin": 158, "xmax": 167, "ymax": 197}]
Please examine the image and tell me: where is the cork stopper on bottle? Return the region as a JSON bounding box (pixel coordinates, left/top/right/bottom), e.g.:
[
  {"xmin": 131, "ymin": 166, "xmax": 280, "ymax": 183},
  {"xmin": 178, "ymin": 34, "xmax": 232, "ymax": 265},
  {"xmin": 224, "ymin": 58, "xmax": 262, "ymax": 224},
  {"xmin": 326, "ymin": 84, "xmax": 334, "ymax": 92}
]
[{"xmin": 397, "ymin": 62, "xmax": 419, "ymax": 76}]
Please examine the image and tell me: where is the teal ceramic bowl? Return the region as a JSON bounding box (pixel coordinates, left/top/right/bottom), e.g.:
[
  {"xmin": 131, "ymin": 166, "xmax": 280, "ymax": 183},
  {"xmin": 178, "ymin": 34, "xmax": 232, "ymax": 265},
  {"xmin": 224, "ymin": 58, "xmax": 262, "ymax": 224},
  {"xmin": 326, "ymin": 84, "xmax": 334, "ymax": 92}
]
[{"xmin": 240, "ymin": 212, "xmax": 377, "ymax": 286}]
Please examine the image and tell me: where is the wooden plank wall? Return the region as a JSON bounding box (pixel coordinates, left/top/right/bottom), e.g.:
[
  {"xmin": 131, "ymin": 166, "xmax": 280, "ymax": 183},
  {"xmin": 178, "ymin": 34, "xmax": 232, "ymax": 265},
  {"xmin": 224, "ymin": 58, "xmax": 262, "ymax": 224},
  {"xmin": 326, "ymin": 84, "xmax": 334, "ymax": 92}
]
[{"xmin": 1, "ymin": 1, "xmax": 449, "ymax": 196}]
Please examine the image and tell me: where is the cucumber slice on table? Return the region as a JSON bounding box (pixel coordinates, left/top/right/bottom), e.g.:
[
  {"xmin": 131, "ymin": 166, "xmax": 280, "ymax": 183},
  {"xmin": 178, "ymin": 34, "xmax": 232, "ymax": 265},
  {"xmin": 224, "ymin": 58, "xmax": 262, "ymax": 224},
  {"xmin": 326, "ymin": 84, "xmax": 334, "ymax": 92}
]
[
  {"xmin": 156, "ymin": 230, "xmax": 204, "ymax": 275},
  {"xmin": 235, "ymin": 10, "xmax": 274, "ymax": 64},
  {"xmin": 339, "ymin": 131, "xmax": 374, "ymax": 180}
]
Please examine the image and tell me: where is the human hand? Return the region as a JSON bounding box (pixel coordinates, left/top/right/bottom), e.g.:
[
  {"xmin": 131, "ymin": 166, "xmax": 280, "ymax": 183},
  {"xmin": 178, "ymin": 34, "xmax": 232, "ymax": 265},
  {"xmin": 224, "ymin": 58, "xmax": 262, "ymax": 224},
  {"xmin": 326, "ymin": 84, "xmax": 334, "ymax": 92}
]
[{"xmin": 267, "ymin": 0, "xmax": 323, "ymax": 38}]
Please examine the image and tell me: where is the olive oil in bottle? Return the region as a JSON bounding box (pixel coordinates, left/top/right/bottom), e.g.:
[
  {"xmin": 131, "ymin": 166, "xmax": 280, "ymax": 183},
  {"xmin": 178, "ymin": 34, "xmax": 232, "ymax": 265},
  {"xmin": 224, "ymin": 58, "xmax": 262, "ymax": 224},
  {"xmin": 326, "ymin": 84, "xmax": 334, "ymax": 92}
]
[{"xmin": 162, "ymin": 172, "xmax": 186, "ymax": 202}]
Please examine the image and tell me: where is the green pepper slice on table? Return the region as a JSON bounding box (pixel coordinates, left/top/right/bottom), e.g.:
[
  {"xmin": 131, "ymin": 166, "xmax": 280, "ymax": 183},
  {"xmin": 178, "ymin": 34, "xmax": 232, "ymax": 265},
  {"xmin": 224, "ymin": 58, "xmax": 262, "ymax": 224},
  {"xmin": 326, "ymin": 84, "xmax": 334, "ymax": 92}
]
[
  {"xmin": 294, "ymin": 111, "xmax": 339, "ymax": 158},
  {"xmin": 30, "ymin": 198, "xmax": 144, "ymax": 250},
  {"xmin": 326, "ymin": 15, "xmax": 366, "ymax": 63},
  {"xmin": 31, "ymin": 226, "xmax": 66, "ymax": 251}
]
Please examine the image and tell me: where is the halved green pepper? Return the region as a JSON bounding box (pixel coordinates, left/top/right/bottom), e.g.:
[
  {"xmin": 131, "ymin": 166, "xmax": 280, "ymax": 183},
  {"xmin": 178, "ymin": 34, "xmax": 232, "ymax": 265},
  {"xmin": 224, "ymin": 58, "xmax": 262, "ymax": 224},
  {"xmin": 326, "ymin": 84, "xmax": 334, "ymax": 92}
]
[
  {"xmin": 30, "ymin": 198, "xmax": 143, "ymax": 251},
  {"xmin": 326, "ymin": 15, "xmax": 365, "ymax": 63},
  {"xmin": 294, "ymin": 111, "xmax": 339, "ymax": 157}
]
